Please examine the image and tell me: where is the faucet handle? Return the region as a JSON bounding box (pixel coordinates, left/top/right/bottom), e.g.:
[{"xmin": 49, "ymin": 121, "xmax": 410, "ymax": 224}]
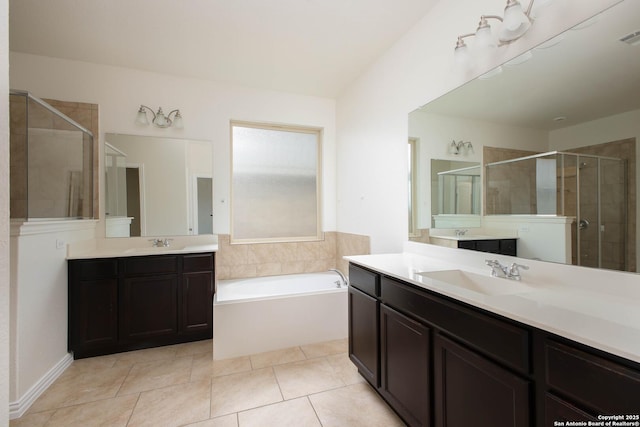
[{"xmin": 508, "ymin": 263, "xmax": 529, "ymax": 280}]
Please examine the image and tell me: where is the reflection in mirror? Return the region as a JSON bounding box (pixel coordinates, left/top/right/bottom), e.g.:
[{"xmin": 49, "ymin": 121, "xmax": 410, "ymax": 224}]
[
  {"xmin": 104, "ymin": 133, "xmax": 213, "ymax": 238},
  {"xmin": 408, "ymin": 0, "xmax": 640, "ymax": 272},
  {"xmin": 431, "ymin": 159, "xmax": 481, "ymax": 228}
]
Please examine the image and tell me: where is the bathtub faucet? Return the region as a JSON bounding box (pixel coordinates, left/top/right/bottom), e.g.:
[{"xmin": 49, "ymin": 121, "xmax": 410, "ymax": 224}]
[{"xmin": 329, "ymin": 269, "xmax": 349, "ymax": 288}]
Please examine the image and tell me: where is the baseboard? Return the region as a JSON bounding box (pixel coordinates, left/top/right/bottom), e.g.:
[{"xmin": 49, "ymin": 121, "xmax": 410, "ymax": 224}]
[{"xmin": 9, "ymin": 352, "xmax": 74, "ymax": 419}]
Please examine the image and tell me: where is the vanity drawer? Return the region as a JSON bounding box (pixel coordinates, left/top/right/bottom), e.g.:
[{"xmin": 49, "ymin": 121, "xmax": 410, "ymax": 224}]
[
  {"xmin": 70, "ymin": 258, "xmax": 118, "ymax": 280},
  {"xmin": 122, "ymin": 255, "xmax": 179, "ymax": 276},
  {"xmin": 545, "ymin": 340, "xmax": 640, "ymax": 414},
  {"xmin": 349, "ymin": 264, "xmax": 380, "ymax": 297},
  {"xmin": 183, "ymin": 253, "xmax": 214, "ymax": 273},
  {"xmin": 381, "ymin": 277, "xmax": 530, "ymax": 373}
]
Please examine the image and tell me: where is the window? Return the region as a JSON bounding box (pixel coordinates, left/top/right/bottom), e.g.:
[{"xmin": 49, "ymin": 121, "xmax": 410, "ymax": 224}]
[{"xmin": 231, "ymin": 121, "xmax": 322, "ymax": 243}]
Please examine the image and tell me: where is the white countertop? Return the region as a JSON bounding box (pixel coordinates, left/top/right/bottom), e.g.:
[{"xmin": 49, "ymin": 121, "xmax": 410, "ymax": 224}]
[
  {"xmin": 345, "ymin": 250, "xmax": 640, "ymax": 364},
  {"xmin": 67, "ymin": 236, "xmax": 219, "ymax": 259},
  {"xmin": 429, "ymin": 234, "xmax": 518, "ymax": 241}
]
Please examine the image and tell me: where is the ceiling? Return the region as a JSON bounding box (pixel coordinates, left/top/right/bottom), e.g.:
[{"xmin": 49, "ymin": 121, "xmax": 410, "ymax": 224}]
[
  {"xmin": 9, "ymin": 0, "xmax": 438, "ymax": 98},
  {"xmin": 418, "ymin": 0, "xmax": 640, "ymax": 131}
]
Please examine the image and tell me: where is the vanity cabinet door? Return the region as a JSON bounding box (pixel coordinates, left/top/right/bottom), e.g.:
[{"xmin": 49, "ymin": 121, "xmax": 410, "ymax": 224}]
[
  {"xmin": 545, "ymin": 340, "xmax": 640, "ymax": 414},
  {"xmin": 70, "ymin": 278, "xmax": 118, "ymax": 352},
  {"xmin": 544, "ymin": 393, "xmax": 597, "ymax": 424},
  {"xmin": 434, "ymin": 334, "xmax": 530, "ymax": 427},
  {"xmin": 349, "ymin": 285, "xmax": 380, "ymax": 387},
  {"xmin": 181, "ymin": 271, "xmax": 213, "ymax": 333},
  {"xmin": 68, "ymin": 259, "xmax": 119, "ymax": 358},
  {"xmin": 120, "ymin": 274, "xmax": 179, "ymax": 341},
  {"xmin": 380, "ymin": 304, "xmax": 430, "ymax": 427}
]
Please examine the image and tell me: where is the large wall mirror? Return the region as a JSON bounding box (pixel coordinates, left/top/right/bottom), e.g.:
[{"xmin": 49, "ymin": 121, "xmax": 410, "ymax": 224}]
[
  {"xmin": 408, "ymin": 0, "xmax": 640, "ymax": 272},
  {"xmin": 104, "ymin": 133, "xmax": 213, "ymax": 238}
]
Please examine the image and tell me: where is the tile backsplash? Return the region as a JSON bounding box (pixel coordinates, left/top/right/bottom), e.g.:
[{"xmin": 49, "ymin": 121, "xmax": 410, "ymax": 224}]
[{"xmin": 216, "ymin": 232, "xmax": 370, "ymax": 280}]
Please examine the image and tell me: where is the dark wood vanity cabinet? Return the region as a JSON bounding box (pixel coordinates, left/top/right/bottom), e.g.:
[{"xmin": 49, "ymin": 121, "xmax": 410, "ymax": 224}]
[
  {"xmin": 348, "ymin": 264, "xmax": 380, "ymax": 387},
  {"xmin": 68, "ymin": 259, "xmax": 119, "ymax": 352},
  {"xmin": 434, "ymin": 334, "xmax": 530, "ymax": 427},
  {"xmin": 380, "ymin": 304, "xmax": 430, "ymax": 427},
  {"xmin": 457, "ymin": 238, "xmax": 517, "ymax": 256},
  {"xmin": 347, "ymin": 262, "xmax": 640, "ymax": 427},
  {"xmin": 69, "ymin": 252, "xmax": 214, "ymax": 358}
]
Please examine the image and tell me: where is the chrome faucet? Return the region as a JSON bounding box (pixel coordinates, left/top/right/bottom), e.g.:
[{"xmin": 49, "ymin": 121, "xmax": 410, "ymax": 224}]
[
  {"xmin": 485, "ymin": 259, "xmax": 508, "ymax": 278},
  {"xmin": 149, "ymin": 238, "xmax": 173, "ymax": 247},
  {"xmin": 507, "ymin": 262, "xmax": 529, "ymax": 281},
  {"xmin": 485, "ymin": 259, "xmax": 529, "ymax": 281},
  {"xmin": 329, "ymin": 268, "xmax": 349, "ymax": 288}
]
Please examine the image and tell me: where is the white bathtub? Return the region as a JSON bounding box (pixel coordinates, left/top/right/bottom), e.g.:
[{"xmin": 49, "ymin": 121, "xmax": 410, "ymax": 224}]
[{"xmin": 213, "ymin": 271, "xmax": 348, "ymax": 360}]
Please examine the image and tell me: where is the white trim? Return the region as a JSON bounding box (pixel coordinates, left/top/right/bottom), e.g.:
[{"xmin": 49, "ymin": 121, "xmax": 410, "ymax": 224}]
[
  {"xmin": 9, "ymin": 353, "xmax": 74, "ymax": 419},
  {"xmin": 10, "ymin": 219, "xmax": 98, "ymax": 237}
]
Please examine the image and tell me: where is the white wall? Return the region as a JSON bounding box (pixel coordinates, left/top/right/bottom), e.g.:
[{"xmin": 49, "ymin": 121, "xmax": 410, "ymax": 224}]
[
  {"xmin": 1, "ymin": 0, "xmax": 10, "ymax": 423},
  {"xmin": 336, "ymin": 0, "xmax": 622, "ymax": 253},
  {"xmin": 10, "ymin": 222, "xmax": 95, "ymax": 410},
  {"xmin": 9, "ymin": 53, "xmax": 337, "ymax": 237}
]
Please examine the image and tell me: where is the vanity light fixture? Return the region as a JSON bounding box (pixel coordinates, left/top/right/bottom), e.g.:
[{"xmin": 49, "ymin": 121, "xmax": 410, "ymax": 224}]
[
  {"xmin": 450, "ymin": 140, "xmax": 474, "ymax": 156},
  {"xmin": 454, "ymin": 0, "xmax": 546, "ymax": 71},
  {"xmin": 136, "ymin": 105, "xmax": 184, "ymax": 129}
]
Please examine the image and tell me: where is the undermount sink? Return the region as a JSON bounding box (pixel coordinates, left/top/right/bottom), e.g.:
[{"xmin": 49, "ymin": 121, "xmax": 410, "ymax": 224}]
[{"xmin": 416, "ymin": 269, "xmax": 534, "ymax": 296}]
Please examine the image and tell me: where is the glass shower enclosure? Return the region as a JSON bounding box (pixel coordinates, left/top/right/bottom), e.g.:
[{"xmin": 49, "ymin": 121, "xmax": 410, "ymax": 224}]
[
  {"xmin": 485, "ymin": 151, "xmax": 627, "ymax": 271},
  {"xmin": 9, "ymin": 90, "xmax": 94, "ymax": 220}
]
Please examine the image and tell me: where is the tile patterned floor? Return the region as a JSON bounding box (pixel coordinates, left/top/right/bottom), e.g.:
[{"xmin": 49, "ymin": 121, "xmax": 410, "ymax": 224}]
[{"xmin": 11, "ymin": 339, "xmax": 405, "ymax": 427}]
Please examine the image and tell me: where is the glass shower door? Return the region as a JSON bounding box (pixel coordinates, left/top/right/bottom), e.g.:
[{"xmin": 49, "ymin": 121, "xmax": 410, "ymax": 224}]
[
  {"xmin": 576, "ymin": 156, "xmax": 626, "ymax": 270},
  {"xmin": 577, "ymin": 157, "xmax": 599, "ymax": 268}
]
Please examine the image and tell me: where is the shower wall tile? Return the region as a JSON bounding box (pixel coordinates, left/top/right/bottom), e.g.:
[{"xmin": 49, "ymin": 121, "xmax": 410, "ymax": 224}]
[
  {"xmin": 409, "ymin": 228, "xmax": 430, "ymax": 244},
  {"xmin": 216, "ymin": 231, "xmax": 369, "ymax": 280}
]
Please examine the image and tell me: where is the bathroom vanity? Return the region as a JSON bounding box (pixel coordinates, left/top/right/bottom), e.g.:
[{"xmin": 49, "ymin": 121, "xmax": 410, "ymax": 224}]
[
  {"xmin": 68, "ymin": 250, "xmax": 215, "ymax": 359},
  {"xmin": 347, "ymin": 256, "xmax": 640, "ymax": 427},
  {"xmin": 429, "ymin": 235, "xmax": 517, "ymax": 256}
]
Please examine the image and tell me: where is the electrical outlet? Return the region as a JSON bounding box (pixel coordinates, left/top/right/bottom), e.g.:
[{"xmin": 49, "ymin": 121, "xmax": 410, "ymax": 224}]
[{"xmin": 56, "ymin": 239, "xmax": 65, "ymax": 249}]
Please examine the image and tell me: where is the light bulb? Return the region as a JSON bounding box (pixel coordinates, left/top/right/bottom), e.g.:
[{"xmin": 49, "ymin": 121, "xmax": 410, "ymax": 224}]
[
  {"xmin": 136, "ymin": 106, "xmax": 149, "ymax": 125},
  {"xmin": 454, "ymin": 39, "xmax": 471, "ymax": 69},
  {"xmin": 172, "ymin": 111, "xmax": 184, "ymax": 129},
  {"xmin": 500, "ymin": 0, "xmax": 531, "ymax": 42}
]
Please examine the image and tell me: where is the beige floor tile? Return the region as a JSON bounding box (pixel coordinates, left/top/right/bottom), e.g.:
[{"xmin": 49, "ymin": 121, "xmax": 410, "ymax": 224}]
[
  {"xmin": 184, "ymin": 413, "xmax": 238, "ymax": 427},
  {"xmin": 45, "ymin": 394, "xmax": 138, "ymax": 427},
  {"xmin": 273, "ymin": 358, "xmax": 344, "ymax": 400},
  {"xmin": 309, "ymin": 382, "xmax": 404, "ymax": 427},
  {"xmin": 249, "ymin": 346, "xmax": 306, "ymax": 369},
  {"xmin": 113, "ymin": 345, "xmax": 178, "ymax": 368},
  {"xmin": 301, "ymin": 339, "xmax": 348, "ymax": 359},
  {"xmin": 68, "ymin": 354, "xmax": 119, "ymax": 372},
  {"xmin": 191, "ymin": 353, "xmax": 252, "ymax": 380},
  {"xmin": 238, "ymin": 397, "xmax": 321, "ymax": 427},
  {"xmin": 210, "ymin": 368, "xmax": 282, "ymax": 417},
  {"xmin": 9, "ymin": 410, "xmax": 54, "ymax": 426},
  {"xmin": 326, "ymin": 353, "xmax": 365, "ymax": 385},
  {"xmin": 28, "ymin": 365, "xmax": 131, "ymax": 413},
  {"xmin": 127, "ymin": 378, "xmax": 212, "ymax": 427},
  {"xmin": 173, "ymin": 339, "xmax": 214, "ymax": 358},
  {"xmin": 117, "ymin": 356, "xmax": 193, "ymax": 396}
]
